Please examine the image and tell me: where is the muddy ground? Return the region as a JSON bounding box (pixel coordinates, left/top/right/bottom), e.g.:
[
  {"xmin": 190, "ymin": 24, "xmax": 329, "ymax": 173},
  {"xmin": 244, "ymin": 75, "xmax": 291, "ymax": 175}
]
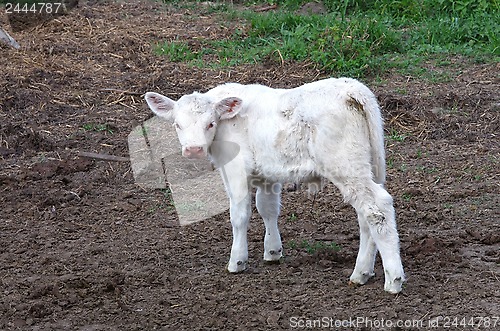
[{"xmin": 0, "ymin": 1, "xmax": 498, "ymax": 330}]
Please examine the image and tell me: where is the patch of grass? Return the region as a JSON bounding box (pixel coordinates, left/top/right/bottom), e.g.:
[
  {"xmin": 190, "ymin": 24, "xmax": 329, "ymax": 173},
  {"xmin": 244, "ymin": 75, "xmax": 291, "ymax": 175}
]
[
  {"xmin": 425, "ymin": 167, "xmax": 438, "ymax": 174},
  {"xmin": 287, "ymin": 213, "xmax": 298, "ymax": 222},
  {"xmin": 402, "ymin": 193, "xmax": 412, "ymax": 202},
  {"xmin": 287, "ymin": 240, "xmax": 298, "ymax": 250},
  {"xmin": 82, "ymin": 123, "xmax": 114, "ymax": 134},
  {"xmin": 443, "ymin": 203, "xmax": 453, "ymax": 209},
  {"xmin": 159, "ymin": 0, "xmax": 230, "ymax": 13},
  {"xmin": 473, "ymin": 174, "xmax": 483, "ymax": 181},
  {"xmin": 386, "ymin": 156, "xmax": 395, "ymax": 169},
  {"xmin": 288, "ymin": 239, "xmax": 340, "ymax": 254},
  {"xmin": 148, "ymin": 188, "xmax": 176, "ymax": 213},
  {"xmin": 417, "ymin": 165, "xmax": 440, "ymax": 174},
  {"xmin": 156, "ymin": 0, "xmax": 498, "ymax": 77},
  {"xmin": 386, "ymin": 129, "xmax": 407, "ymax": 142},
  {"xmin": 416, "ymin": 165, "xmax": 425, "ymax": 173},
  {"xmin": 154, "ymin": 40, "xmax": 198, "ymax": 62},
  {"xmin": 396, "ymin": 88, "xmax": 408, "ymax": 95}
]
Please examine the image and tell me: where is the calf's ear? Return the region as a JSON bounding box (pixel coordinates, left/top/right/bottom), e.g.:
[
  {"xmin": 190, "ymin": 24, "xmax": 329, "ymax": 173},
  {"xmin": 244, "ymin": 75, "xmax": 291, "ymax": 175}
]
[
  {"xmin": 215, "ymin": 97, "xmax": 243, "ymax": 120},
  {"xmin": 145, "ymin": 92, "xmax": 175, "ymax": 120}
]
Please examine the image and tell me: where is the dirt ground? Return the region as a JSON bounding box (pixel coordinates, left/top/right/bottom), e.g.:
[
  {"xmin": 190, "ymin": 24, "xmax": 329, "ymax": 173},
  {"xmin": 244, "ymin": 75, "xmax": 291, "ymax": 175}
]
[{"xmin": 0, "ymin": 1, "xmax": 498, "ymax": 330}]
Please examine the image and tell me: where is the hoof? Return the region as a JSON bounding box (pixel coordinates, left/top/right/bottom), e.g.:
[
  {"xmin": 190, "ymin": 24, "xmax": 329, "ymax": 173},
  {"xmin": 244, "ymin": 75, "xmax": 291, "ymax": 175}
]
[
  {"xmin": 348, "ymin": 280, "xmax": 362, "ymax": 288},
  {"xmin": 384, "ymin": 269, "xmax": 405, "ymax": 294},
  {"xmin": 264, "ymin": 247, "xmax": 283, "ymax": 262},
  {"xmin": 349, "ymin": 271, "xmax": 375, "ymax": 285},
  {"xmin": 227, "ymin": 260, "xmax": 248, "ymax": 273},
  {"xmin": 384, "ymin": 276, "xmax": 404, "ymax": 294}
]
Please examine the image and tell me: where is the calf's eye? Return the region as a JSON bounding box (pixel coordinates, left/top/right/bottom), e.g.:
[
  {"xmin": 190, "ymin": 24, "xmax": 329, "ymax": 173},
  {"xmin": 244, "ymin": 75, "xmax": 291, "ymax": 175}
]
[{"xmin": 207, "ymin": 122, "xmax": 215, "ymax": 130}]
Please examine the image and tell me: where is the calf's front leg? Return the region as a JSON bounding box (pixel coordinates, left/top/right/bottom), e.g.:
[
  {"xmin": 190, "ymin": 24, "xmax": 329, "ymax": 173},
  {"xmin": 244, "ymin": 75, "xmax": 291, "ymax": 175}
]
[
  {"xmin": 227, "ymin": 193, "xmax": 252, "ymax": 272},
  {"xmin": 255, "ymin": 182, "xmax": 283, "ymax": 262},
  {"xmin": 218, "ymin": 160, "xmax": 253, "ymax": 273}
]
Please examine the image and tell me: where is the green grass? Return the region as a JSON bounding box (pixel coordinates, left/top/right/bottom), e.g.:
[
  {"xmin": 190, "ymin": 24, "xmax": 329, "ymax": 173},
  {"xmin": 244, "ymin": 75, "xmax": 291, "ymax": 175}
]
[
  {"xmin": 155, "ymin": 40, "xmax": 198, "ymax": 62},
  {"xmin": 287, "ymin": 213, "xmax": 298, "ymax": 222},
  {"xmin": 386, "ymin": 156, "xmax": 395, "ymax": 169},
  {"xmin": 148, "ymin": 188, "xmax": 176, "ymax": 213},
  {"xmin": 156, "ymin": 0, "xmax": 499, "ymax": 77},
  {"xmin": 402, "ymin": 192, "xmax": 412, "ymax": 202},
  {"xmin": 386, "ymin": 129, "xmax": 407, "ymax": 142},
  {"xmin": 287, "ymin": 239, "xmax": 340, "ymax": 254},
  {"xmin": 82, "ymin": 123, "xmax": 114, "ymax": 134}
]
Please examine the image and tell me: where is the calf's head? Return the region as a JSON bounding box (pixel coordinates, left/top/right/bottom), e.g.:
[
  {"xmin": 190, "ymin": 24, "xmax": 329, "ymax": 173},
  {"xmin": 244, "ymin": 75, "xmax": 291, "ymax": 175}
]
[{"xmin": 145, "ymin": 92, "xmax": 242, "ymax": 159}]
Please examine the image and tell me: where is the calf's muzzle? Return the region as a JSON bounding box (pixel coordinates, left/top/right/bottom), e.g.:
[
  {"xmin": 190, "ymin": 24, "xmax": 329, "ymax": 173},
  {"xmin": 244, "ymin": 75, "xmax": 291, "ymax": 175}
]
[{"xmin": 183, "ymin": 146, "xmax": 205, "ymax": 159}]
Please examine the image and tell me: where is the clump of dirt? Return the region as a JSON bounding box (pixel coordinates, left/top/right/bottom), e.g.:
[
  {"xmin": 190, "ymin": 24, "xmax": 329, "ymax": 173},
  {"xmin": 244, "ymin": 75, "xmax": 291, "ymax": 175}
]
[
  {"xmin": 296, "ymin": 1, "xmax": 328, "ymax": 15},
  {"xmin": 0, "ymin": 1, "xmax": 498, "ymax": 330}
]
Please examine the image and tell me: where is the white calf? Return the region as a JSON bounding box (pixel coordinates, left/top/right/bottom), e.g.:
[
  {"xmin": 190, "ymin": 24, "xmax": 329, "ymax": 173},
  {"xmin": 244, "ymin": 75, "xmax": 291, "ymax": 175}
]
[{"xmin": 145, "ymin": 78, "xmax": 405, "ymax": 293}]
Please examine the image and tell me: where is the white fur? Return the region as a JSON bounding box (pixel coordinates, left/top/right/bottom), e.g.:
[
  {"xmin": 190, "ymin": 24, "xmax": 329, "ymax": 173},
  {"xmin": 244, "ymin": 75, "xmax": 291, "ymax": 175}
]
[{"xmin": 145, "ymin": 78, "xmax": 405, "ymax": 293}]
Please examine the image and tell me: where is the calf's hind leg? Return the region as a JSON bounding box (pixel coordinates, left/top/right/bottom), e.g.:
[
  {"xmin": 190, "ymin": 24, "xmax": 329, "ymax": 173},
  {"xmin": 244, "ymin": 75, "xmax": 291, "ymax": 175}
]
[
  {"xmin": 350, "ymin": 215, "xmax": 377, "ymax": 285},
  {"xmin": 332, "ymin": 176, "xmax": 405, "ymax": 293}
]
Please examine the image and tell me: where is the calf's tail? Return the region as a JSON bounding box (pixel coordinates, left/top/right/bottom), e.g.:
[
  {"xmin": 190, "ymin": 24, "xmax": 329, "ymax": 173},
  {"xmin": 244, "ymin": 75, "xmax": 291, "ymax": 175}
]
[{"xmin": 347, "ymin": 84, "xmax": 386, "ymax": 185}]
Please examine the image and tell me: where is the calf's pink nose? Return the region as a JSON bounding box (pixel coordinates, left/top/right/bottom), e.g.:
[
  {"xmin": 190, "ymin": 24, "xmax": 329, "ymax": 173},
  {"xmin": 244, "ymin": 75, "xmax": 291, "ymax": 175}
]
[{"xmin": 184, "ymin": 146, "xmax": 204, "ymax": 158}]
